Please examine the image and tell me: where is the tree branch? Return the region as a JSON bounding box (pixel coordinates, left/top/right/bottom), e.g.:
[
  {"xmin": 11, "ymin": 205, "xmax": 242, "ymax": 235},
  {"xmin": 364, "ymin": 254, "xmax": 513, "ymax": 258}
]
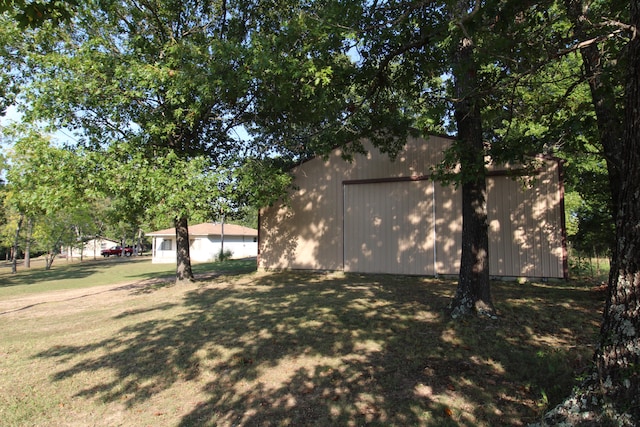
[{"xmin": 556, "ymin": 29, "xmax": 626, "ymax": 57}]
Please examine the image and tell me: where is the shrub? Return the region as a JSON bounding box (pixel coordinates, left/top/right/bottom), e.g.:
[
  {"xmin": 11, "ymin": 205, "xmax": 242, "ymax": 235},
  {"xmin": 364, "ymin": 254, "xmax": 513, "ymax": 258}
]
[{"xmin": 217, "ymin": 249, "xmax": 233, "ymax": 262}]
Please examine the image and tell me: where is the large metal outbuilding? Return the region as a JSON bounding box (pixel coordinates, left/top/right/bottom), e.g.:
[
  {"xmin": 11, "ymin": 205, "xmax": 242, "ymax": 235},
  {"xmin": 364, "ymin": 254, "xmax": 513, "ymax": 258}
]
[{"xmin": 258, "ymin": 135, "xmax": 567, "ymax": 279}]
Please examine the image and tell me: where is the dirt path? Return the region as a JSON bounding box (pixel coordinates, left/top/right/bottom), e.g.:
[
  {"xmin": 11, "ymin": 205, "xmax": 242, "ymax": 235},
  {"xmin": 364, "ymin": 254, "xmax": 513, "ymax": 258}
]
[
  {"xmin": 0, "ymin": 276, "xmax": 174, "ymax": 316},
  {"xmin": 0, "ymin": 265, "xmax": 226, "ymax": 317}
]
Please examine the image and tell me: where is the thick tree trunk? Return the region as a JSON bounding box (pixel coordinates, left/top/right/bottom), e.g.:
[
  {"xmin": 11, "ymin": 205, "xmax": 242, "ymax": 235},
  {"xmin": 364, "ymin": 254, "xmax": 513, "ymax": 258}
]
[
  {"xmin": 175, "ymin": 216, "xmax": 194, "ymax": 283},
  {"xmin": 452, "ymin": 175, "xmax": 493, "ymax": 318},
  {"xmin": 448, "ymin": 15, "xmax": 495, "ymax": 319},
  {"xmin": 544, "ymin": 2, "xmax": 640, "ymax": 424},
  {"xmin": 594, "ymin": 1, "xmax": 640, "ymax": 417}
]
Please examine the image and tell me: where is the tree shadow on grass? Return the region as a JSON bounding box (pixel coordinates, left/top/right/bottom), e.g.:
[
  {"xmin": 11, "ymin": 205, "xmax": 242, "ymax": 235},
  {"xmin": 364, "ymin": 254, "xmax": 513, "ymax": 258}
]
[
  {"xmin": 0, "ymin": 256, "xmax": 164, "ymax": 289},
  {"xmin": 0, "ymin": 262, "xmax": 103, "ymax": 288},
  {"xmin": 34, "ymin": 270, "xmax": 602, "ymax": 426},
  {"xmin": 121, "ymin": 258, "xmax": 258, "ymax": 286}
]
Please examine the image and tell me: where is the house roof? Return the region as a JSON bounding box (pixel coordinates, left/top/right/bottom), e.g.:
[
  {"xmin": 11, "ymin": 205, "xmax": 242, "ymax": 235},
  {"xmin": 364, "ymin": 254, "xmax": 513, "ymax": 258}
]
[
  {"xmin": 146, "ymin": 222, "xmax": 258, "ymax": 237},
  {"xmin": 83, "ymin": 236, "xmax": 119, "ymax": 243}
]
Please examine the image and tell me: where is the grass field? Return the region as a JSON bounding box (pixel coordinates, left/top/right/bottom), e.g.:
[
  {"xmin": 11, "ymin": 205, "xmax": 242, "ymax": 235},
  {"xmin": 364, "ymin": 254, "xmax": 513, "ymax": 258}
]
[{"xmin": 0, "ymin": 257, "xmax": 604, "ymax": 426}]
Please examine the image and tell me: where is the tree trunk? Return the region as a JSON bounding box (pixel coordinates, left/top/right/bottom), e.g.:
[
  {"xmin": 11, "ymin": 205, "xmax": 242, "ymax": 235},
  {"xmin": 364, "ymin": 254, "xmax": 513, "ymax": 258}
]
[
  {"xmin": 593, "ymin": 0, "xmax": 640, "ymax": 417},
  {"xmin": 45, "ymin": 252, "xmax": 56, "ymax": 270},
  {"xmin": 175, "ymin": 215, "xmax": 194, "ymax": 283},
  {"xmin": 11, "ymin": 214, "xmax": 23, "ymax": 274},
  {"xmin": 565, "ymin": 0, "xmax": 624, "ymax": 213},
  {"xmin": 24, "ymin": 217, "xmax": 32, "ymax": 268},
  {"xmin": 581, "ymin": 41, "xmax": 623, "ymax": 211},
  {"xmin": 544, "ymin": 2, "xmax": 640, "ymax": 423},
  {"xmin": 220, "ymin": 216, "xmax": 225, "ymax": 261},
  {"xmin": 565, "ymin": 1, "xmax": 623, "ymax": 286},
  {"xmin": 448, "ymin": 12, "xmax": 495, "ymax": 319},
  {"xmin": 136, "ymin": 228, "xmax": 143, "ymax": 255},
  {"xmin": 451, "ymin": 175, "xmax": 493, "ymax": 318},
  {"xmin": 76, "ymin": 226, "xmax": 84, "ymax": 262}
]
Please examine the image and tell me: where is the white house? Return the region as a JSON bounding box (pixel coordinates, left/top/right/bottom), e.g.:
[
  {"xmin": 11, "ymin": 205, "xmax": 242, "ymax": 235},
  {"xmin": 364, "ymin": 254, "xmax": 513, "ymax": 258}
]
[
  {"xmin": 147, "ymin": 222, "xmax": 258, "ymax": 264},
  {"xmin": 62, "ymin": 237, "xmax": 120, "ymax": 260}
]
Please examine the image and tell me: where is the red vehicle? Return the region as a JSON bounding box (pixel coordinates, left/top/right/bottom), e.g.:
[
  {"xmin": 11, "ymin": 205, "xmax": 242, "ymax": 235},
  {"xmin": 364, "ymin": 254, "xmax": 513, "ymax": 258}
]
[{"xmin": 101, "ymin": 246, "xmax": 133, "ymax": 257}]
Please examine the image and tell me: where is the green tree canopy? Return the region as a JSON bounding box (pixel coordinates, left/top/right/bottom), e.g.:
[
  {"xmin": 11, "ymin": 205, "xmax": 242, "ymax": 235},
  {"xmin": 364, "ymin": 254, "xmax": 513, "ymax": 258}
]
[
  {"xmin": 11, "ymin": 0, "xmax": 323, "ymax": 281},
  {"xmin": 3, "ymin": 125, "xmax": 93, "ymax": 268}
]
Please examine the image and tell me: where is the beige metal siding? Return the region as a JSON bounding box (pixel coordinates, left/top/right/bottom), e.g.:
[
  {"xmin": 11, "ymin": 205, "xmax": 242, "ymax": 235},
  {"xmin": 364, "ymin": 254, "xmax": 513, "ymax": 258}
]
[
  {"xmin": 259, "ymin": 136, "xmax": 566, "ymax": 278},
  {"xmin": 259, "ymin": 136, "xmax": 452, "ymax": 271},
  {"xmin": 430, "ymin": 169, "xmax": 565, "ymax": 278},
  {"xmin": 343, "ymin": 136, "xmax": 451, "ymax": 180},
  {"xmin": 487, "ymin": 165, "xmax": 564, "ymax": 278},
  {"xmin": 344, "ymin": 180, "xmax": 435, "ymax": 275},
  {"xmin": 433, "ymin": 183, "xmax": 463, "ymax": 275},
  {"xmin": 258, "ymin": 156, "xmax": 344, "ymax": 270}
]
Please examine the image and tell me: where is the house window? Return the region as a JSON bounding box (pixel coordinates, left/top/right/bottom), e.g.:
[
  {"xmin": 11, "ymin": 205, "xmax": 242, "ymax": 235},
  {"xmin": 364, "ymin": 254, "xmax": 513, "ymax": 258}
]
[{"xmin": 160, "ymin": 239, "xmax": 172, "ymax": 251}]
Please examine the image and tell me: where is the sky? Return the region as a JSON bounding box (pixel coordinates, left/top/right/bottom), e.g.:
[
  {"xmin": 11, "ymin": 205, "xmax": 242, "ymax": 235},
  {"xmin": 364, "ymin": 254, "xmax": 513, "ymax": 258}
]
[
  {"xmin": 1, "ymin": 105, "xmax": 80, "ymax": 147},
  {"xmin": 0, "ymin": 104, "xmax": 20, "ymax": 127}
]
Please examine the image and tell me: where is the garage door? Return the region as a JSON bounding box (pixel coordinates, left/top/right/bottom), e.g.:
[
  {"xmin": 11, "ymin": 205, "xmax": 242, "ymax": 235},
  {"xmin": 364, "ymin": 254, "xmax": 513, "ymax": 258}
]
[{"xmin": 343, "ymin": 180, "xmax": 436, "ymax": 275}]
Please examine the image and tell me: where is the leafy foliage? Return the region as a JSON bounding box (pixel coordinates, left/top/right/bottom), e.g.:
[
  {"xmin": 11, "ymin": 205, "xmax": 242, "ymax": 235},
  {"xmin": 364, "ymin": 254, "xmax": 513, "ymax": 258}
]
[
  {"xmin": 0, "ymin": 0, "xmax": 76, "ymax": 28},
  {"xmin": 0, "ymin": 0, "xmax": 624, "ymax": 291},
  {"xmin": 0, "ymin": 15, "xmax": 22, "ymax": 115},
  {"xmin": 10, "ymin": 0, "xmax": 314, "ymax": 278},
  {"xmin": 2, "ymin": 125, "xmax": 100, "ymax": 268}
]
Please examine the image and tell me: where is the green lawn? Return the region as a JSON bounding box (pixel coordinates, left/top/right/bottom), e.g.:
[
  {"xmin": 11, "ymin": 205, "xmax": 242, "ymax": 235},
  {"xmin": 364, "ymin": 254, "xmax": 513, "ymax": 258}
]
[
  {"xmin": 1, "ymin": 256, "xmax": 168, "ymax": 295},
  {"xmin": 0, "ymin": 256, "xmax": 255, "ymax": 297},
  {"xmin": 0, "ymin": 258, "xmax": 604, "ymax": 426}
]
